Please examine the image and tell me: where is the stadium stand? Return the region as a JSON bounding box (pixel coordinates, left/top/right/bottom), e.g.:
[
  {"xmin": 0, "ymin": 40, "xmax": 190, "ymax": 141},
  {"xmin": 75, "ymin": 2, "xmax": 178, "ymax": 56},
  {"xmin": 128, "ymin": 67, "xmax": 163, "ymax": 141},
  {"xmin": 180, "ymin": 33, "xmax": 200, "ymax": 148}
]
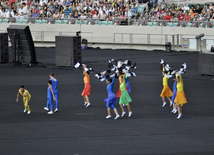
[{"xmin": 0, "ymin": 0, "xmax": 213, "ymax": 28}]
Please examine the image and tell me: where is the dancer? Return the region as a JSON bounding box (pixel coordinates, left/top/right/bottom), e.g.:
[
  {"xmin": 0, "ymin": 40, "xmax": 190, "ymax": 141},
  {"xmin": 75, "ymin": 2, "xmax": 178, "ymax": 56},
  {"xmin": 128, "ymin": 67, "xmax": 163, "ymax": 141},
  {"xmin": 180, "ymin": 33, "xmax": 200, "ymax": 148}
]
[
  {"xmin": 82, "ymin": 65, "xmax": 91, "ymax": 108},
  {"xmin": 119, "ymin": 74, "xmax": 132, "ymax": 117},
  {"xmin": 174, "ymin": 75, "xmax": 187, "ymax": 119},
  {"xmin": 16, "ymin": 86, "xmax": 31, "ymax": 114},
  {"xmin": 103, "ymin": 73, "xmax": 120, "ymax": 119},
  {"xmin": 50, "ymin": 72, "xmax": 59, "ymax": 112},
  {"xmin": 160, "ymin": 71, "xmax": 173, "ymax": 107},
  {"xmin": 44, "ymin": 80, "xmax": 56, "ymax": 114},
  {"xmin": 171, "ymin": 74, "xmax": 178, "ymax": 113}
]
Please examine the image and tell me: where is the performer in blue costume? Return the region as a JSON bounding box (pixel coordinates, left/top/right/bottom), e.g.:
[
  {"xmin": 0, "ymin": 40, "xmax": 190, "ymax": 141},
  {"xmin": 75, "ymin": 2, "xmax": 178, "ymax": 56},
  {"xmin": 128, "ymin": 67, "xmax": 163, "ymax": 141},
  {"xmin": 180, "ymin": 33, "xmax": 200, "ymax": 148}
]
[
  {"xmin": 45, "ymin": 80, "xmax": 56, "ymax": 114},
  {"xmin": 50, "ymin": 72, "xmax": 59, "ymax": 112},
  {"xmin": 171, "ymin": 74, "xmax": 178, "ymax": 114},
  {"xmin": 103, "ymin": 73, "xmax": 120, "ymax": 120},
  {"xmin": 126, "ymin": 76, "xmax": 131, "ymax": 93}
]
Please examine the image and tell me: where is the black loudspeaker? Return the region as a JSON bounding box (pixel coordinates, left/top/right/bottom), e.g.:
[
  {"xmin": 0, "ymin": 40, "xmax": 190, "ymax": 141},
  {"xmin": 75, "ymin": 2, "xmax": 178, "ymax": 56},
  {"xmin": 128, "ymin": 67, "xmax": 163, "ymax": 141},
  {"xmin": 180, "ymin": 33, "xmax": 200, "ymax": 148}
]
[
  {"xmin": 211, "ymin": 46, "xmax": 214, "ymax": 52},
  {"xmin": 7, "ymin": 25, "xmax": 37, "ymax": 65},
  {"xmin": 198, "ymin": 53, "xmax": 214, "ymax": 75},
  {"xmin": 0, "ymin": 33, "xmax": 9, "ymax": 63},
  {"xmin": 55, "ymin": 36, "xmax": 82, "ymax": 67}
]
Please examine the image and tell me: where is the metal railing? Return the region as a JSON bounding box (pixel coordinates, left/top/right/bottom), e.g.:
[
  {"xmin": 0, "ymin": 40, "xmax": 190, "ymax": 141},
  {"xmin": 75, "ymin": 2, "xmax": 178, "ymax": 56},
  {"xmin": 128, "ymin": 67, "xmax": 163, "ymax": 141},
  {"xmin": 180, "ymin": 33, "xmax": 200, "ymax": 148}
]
[{"xmin": 113, "ymin": 33, "xmax": 180, "ymax": 49}]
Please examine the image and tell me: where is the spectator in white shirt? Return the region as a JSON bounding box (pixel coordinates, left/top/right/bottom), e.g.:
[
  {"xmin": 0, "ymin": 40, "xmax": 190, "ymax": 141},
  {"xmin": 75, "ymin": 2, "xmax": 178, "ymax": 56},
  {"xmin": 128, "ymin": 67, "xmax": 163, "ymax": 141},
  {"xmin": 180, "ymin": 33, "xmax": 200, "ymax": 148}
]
[
  {"xmin": 182, "ymin": 3, "xmax": 190, "ymax": 13},
  {"xmin": 40, "ymin": 0, "xmax": 47, "ymax": 6},
  {"xmin": 18, "ymin": 5, "xmax": 26, "ymax": 15},
  {"xmin": 20, "ymin": 12, "xmax": 25, "ymax": 20},
  {"xmin": 0, "ymin": 8, "xmax": 7, "ymax": 19},
  {"xmin": 106, "ymin": 6, "xmax": 112, "ymax": 15},
  {"xmin": 6, "ymin": 8, "xmax": 14, "ymax": 18}
]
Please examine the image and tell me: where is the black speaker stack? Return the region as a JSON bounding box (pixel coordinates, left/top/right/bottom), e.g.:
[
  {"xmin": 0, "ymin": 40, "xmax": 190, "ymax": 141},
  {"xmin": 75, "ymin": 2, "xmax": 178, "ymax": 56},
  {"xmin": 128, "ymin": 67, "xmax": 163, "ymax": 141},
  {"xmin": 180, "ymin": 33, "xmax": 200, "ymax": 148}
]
[
  {"xmin": 55, "ymin": 36, "xmax": 82, "ymax": 67},
  {"xmin": 198, "ymin": 52, "xmax": 214, "ymax": 75},
  {"xmin": 0, "ymin": 33, "xmax": 9, "ymax": 63},
  {"xmin": 7, "ymin": 25, "xmax": 37, "ymax": 65}
]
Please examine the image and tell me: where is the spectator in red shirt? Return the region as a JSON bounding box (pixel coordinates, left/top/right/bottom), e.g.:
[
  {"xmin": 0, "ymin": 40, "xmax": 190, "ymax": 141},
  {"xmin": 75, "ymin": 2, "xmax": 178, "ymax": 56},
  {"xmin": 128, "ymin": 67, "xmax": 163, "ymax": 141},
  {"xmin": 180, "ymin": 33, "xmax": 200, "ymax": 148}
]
[
  {"xmin": 32, "ymin": 6, "xmax": 39, "ymax": 14},
  {"xmin": 27, "ymin": 0, "xmax": 32, "ymax": 6},
  {"xmin": 184, "ymin": 12, "xmax": 191, "ymax": 21},
  {"xmin": 164, "ymin": 12, "xmax": 172, "ymax": 21},
  {"xmin": 177, "ymin": 11, "xmax": 185, "ymax": 21},
  {"xmin": 91, "ymin": 7, "xmax": 97, "ymax": 15}
]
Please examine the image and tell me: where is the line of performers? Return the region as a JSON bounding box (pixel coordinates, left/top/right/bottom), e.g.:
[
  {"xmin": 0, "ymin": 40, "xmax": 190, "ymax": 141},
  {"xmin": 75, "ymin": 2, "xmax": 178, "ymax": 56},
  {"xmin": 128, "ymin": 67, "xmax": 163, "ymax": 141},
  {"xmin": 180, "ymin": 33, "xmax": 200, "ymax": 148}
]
[
  {"xmin": 16, "ymin": 59, "xmax": 136, "ymax": 118},
  {"xmin": 160, "ymin": 59, "xmax": 187, "ymax": 119},
  {"xmin": 74, "ymin": 59, "xmax": 137, "ymax": 119}
]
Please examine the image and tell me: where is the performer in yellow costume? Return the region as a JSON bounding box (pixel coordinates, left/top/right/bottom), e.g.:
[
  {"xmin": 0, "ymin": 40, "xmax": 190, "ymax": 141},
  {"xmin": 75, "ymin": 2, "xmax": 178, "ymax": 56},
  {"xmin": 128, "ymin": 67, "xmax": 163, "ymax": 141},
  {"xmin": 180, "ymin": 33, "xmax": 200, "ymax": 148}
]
[
  {"xmin": 160, "ymin": 71, "xmax": 173, "ymax": 107},
  {"xmin": 16, "ymin": 86, "xmax": 31, "ymax": 114}
]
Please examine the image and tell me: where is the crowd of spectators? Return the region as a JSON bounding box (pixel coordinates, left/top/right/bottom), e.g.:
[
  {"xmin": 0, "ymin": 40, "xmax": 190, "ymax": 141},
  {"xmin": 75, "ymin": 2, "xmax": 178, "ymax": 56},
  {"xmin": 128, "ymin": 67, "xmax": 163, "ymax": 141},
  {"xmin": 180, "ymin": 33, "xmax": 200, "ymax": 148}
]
[
  {"xmin": 139, "ymin": 2, "xmax": 214, "ymax": 28},
  {"xmin": 0, "ymin": 0, "xmax": 213, "ymax": 27}
]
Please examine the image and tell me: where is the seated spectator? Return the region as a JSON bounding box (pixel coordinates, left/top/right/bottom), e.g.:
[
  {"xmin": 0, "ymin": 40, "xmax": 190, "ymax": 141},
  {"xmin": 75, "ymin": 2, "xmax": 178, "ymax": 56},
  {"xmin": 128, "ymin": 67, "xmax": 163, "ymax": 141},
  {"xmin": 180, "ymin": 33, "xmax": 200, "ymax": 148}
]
[
  {"xmin": 177, "ymin": 16, "xmax": 186, "ymax": 27},
  {"xmin": 107, "ymin": 12, "xmax": 112, "ymax": 21},
  {"xmin": 176, "ymin": 4, "xmax": 182, "ymax": 11},
  {"xmin": 100, "ymin": 10, "xmax": 107, "ymax": 21},
  {"xmin": 138, "ymin": 15, "xmax": 147, "ymax": 26},
  {"xmin": 144, "ymin": 11, "xmax": 150, "ymax": 21},
  {"xmin": 14, "ymin": 12, "xmax": 19, "ymax": 19},
  {"xmin": 72, "ymin": 11, "xmax": 79, "ymax": 23},
  {"xmin": 196, "ymin": 4, "xmax": 202, "ymax": 14},
  {"xmin": 190, "ymin": 5, "xmax": 195, "ymax": 14},
  {"xmin": 53, "ymin": 10, "xmax": 60, "ymax": 19},
  {"xmin": 39, "ymin": 10, "xmax": 47, "ymax": 19},
  {"xmin": 106, "ymin": 6, "xmax": 112, "ymax": 16},
  {"xmin": 80, "ymin": 12, "xmax": 86, "ymax": 21},
  {"xmin": 184, "ymin": 12, "xmax": 191, "ymax": 22},
  {"xmin": 32, "ymin": 5, "xmax": 39, "ymax": 14},
  {"xmin": 93, "ymin": 10, "xmax": 99, "ymax": 19},
  {"xmin": 59, "ymin": 10, "xmax": 65, "ymax": 19},
  {"xmin": 48, "ymin": 1, "xmax": 55, "ymax": 14},
  {"xmin": 151, "ymin": 12, "xmax": 158, "ymax": 22},
  {"xmin": 170, "ymin": 3, "xmax": 176, "ymax": 12},
  {"xmin": 0, "ymin": 8, "xmax": 7, "ymax": 19},
  {"xmin": 190, "ymin": 10, "xmax": 197, "ymax": 19},
  {"xmin": 112, "ymin": 14, "xmax": 120, "ymax": 25},
  {"xmin": 79, "ymin": 7, "xmax": 85, "ymax": 14},
  {"xmin": 208, "ymin": 9, "xmax": 213, "ymax": 19},
  {"xmin": 162, "ymin": 4, "xmax": 168, "ymax": 12},
  {"xmin": 198, "ymin": 13, "xmax": 205, "ymax": 22},
  {"xmin": 120, "ymin": 11, "xmax": 126, "ymax": 25},
  {"xmin": 203, "ymin": 17, "xmax": 213, "ymax": 28},
  {"xmin": 182, "ymin": 3, "xmax": 190, "ymax": 13},
  {"xmin": 125, "ymin": 7, "xmax": 132, "ymax": 18},
  {"xmin": 171, "ymin": 8, "xmax": 176, "ymax": 17},
  {"xmin": 178, "ymin": 10, "xmax": 185, "ymax": 21},
  {"xmin": 191, "ymin": 16, "xmax": 199, "ymax": 28},
  {"xmin": 157, "ymin": 15, "xmax": 166, "ymax": 26},
  {"xmin": 7, "ymin": 14, "xmax": 16, "ymax": 23},
  {"xmin": 20, "ymin": 12, "xmax": 24, "ymax": 20},
  {"xmin": 6, "ymin": 8, "xmax": 14, "ymax": 18},
  {"xmin": 170, "ymin": 15, "xmax": 176, "ymax": 23},
  {"xmin": 157, "ymin": 7, "xmax": 163, "ymax": 18},
  {"xmin": 47, "ymin": 10, "xmax": 52, "ymax": 18},
  {"xmin": 64, "ymin": 6, "xmax": 71, "ymax": 16},
  {"xmin": 87, "ymin": 14, "xmax": 94, "ymax": 25},
  {"xmin": 26, "ymin": 14, "xmax": 35, "ymax": 23},
  {"xmin": 47, "ymin": 14, "xmax": 55, "ymax": 24},
  {"xmin": 91, "ymin": 7, "xmax": 97, "ymax": 15},
  {"xmin": 113, "ymin": 7, "xmax": 120, "ymax": 16},
  {"xmin": 131, "ymin": 4, "xmax": 138, "ymax": 19},
  {"xmin": 67, "ymin": 14, "xmax": 74, "ymax": 24},
  {"xmin": 164, "ymin": 11, "xmax": 172, "ymax": 21},
  {"xmin": 209, "ymin": 3, "xmax": 213, "ymax": 10}
]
